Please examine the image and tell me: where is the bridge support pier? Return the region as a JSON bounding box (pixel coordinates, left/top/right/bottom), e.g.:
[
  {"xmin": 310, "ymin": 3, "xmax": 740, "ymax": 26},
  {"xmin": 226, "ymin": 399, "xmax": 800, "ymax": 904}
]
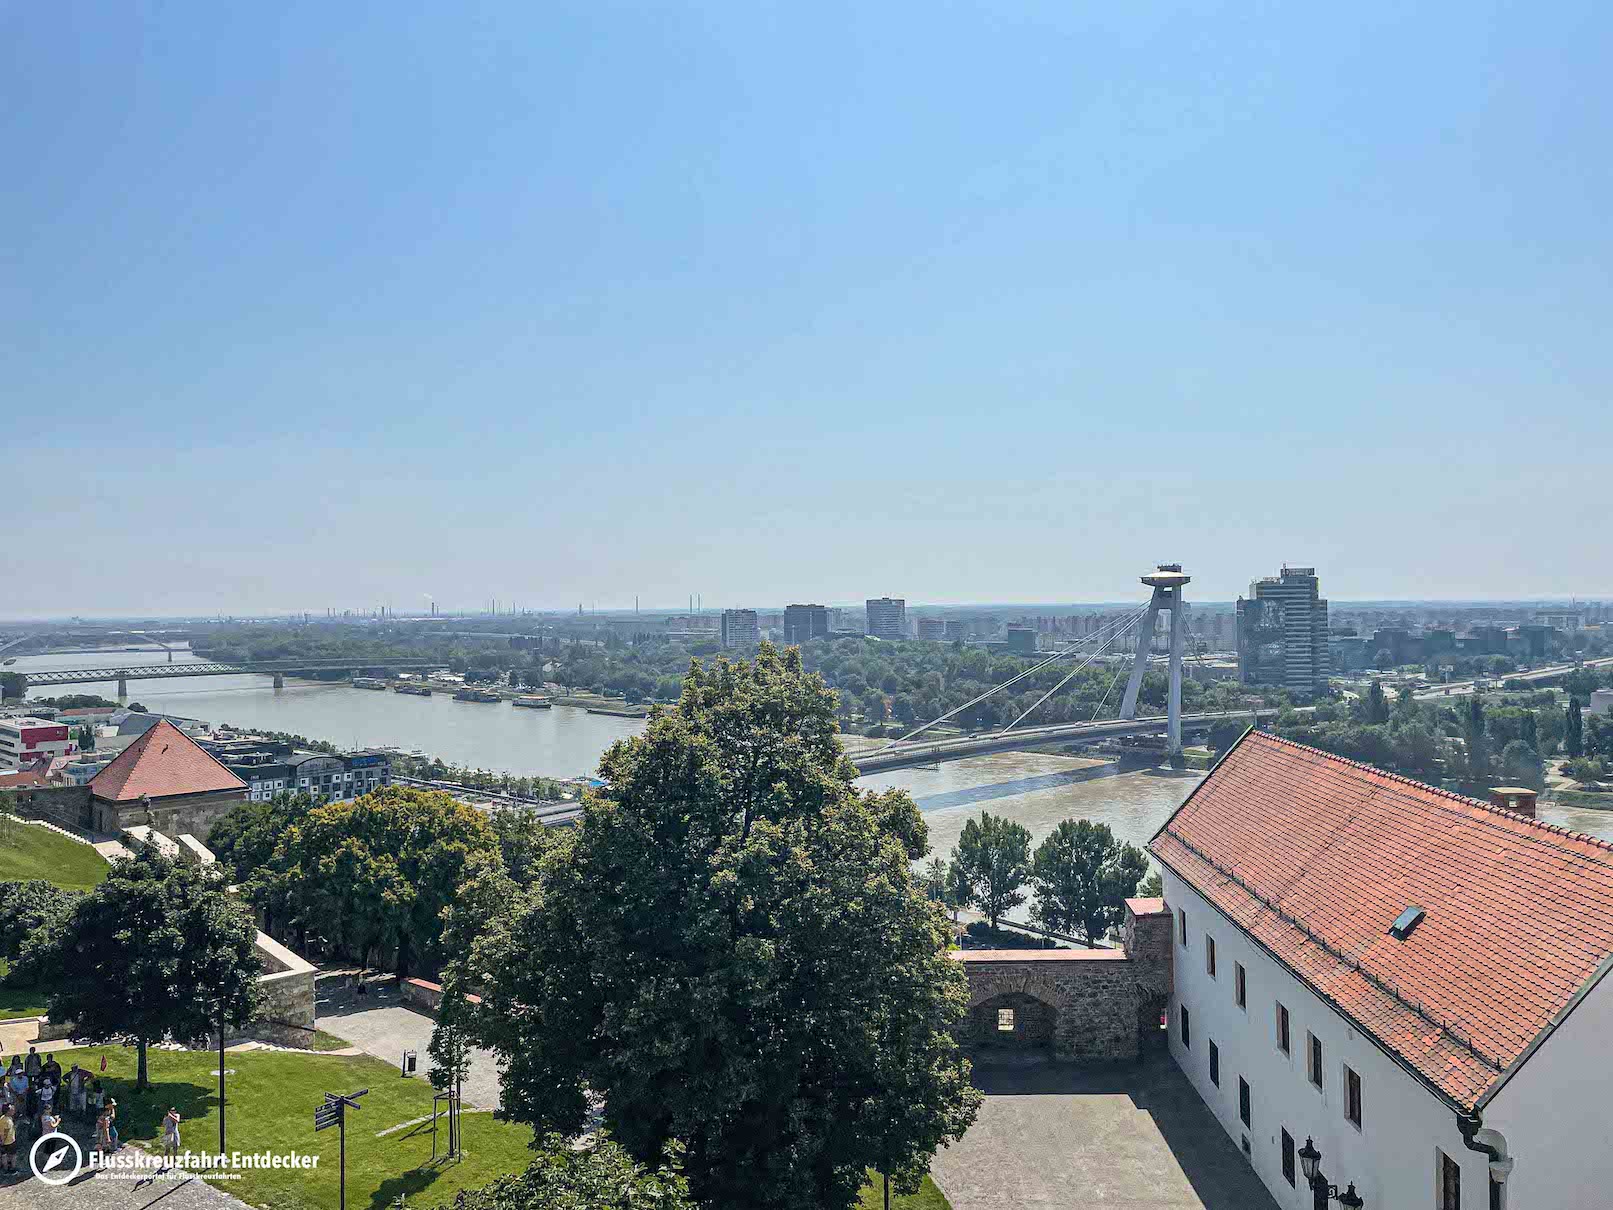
[
  {"xmin": 116, "ymin": 674, "xmax": 128, "ymax": 698},
  {"xmin": 1119, "ymin": 565, "xmax": 1191, "ymax": 755},
  {"xmin": 273, "ymin": 673, "xmax": 284, "ymax": 689}
]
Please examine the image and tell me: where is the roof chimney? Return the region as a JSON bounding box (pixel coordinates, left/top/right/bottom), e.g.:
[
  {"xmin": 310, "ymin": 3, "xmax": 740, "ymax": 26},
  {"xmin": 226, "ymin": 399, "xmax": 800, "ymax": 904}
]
[{"xmin": 1489, "ymin": 787, "xmax": 1538, "ymax": 820}]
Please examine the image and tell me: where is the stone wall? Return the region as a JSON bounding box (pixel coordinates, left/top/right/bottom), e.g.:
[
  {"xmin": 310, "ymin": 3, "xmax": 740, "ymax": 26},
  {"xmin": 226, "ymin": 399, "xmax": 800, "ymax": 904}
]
[
  {"xmin": 952, "ymin": 898, "xmax": 1176, "ymax": 1063},
  {"xmin": 11, "ymin": 785, "xmax": 94, "ymax": 831},
  {"xmin": 955, "ymin": 950, "xmax": 1142, "ymax": 1060},
  {"xmin": 100, "ymin": 788, "xmax": 247, "ymax": 840},
  {"xmin": 241, "ymin": 931, "xmax": 317, "ymax": 1047},
  {"xmin": 400, "ymin": 977, "xmax": 482, "ymax": 1015}
]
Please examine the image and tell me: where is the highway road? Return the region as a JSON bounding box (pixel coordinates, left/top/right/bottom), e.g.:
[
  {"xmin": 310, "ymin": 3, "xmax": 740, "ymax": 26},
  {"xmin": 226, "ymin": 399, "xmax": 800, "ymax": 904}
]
[{"xmin": 1412, "ymin": 655, "xmax": 1613, "ymax": 700}]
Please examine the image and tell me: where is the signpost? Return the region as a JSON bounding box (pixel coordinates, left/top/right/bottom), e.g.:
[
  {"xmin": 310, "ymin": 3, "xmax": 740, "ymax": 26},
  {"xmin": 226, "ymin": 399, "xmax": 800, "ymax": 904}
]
[{"xmin": 313, "ymin": 1088, "xmax": 367, "ymax": 1210}]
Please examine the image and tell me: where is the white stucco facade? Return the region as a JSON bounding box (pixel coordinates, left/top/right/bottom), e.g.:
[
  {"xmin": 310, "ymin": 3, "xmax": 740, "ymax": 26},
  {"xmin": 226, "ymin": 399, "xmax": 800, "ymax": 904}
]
[{"xmin": 1163, "ymin": 868, "xmax": 1512, "ymax": 1210}]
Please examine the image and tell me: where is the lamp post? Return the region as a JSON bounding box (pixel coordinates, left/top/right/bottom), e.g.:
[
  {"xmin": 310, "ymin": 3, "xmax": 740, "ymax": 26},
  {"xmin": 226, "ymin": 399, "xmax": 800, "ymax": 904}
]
[{"xmin": 1297, "ymin": 1137, "xmax": 1365, "ymax": 1210}]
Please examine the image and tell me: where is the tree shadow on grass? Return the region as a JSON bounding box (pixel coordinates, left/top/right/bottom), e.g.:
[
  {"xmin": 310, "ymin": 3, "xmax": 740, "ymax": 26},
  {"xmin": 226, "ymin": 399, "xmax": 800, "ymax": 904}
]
[
  {"xmin": 368, "ymin": 1153, "xmax": 463, "ymax": 1210},
  {"xmin": 94, "ymin": 1075, "xmax": 217, "ymax": 1142}
]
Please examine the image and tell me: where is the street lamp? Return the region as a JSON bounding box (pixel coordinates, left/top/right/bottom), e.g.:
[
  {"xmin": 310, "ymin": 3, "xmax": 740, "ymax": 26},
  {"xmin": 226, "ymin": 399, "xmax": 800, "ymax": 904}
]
[{"xmin": 1297, "ymin": 1137, "xmax": 1364, "ymax": 1210}]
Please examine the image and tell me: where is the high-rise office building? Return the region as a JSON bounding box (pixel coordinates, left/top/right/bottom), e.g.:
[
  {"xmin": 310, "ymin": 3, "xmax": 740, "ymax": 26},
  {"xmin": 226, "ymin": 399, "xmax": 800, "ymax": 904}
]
[
  {"xmin": 1237, "ymin": 566, "xmax": 1330, "ymax": 695},
  {"xmin": 720, "ymin": 608, "xmax": 759, "ymax": 649},
  {"xmin": 866, "ymin": 597, "xmax": 907, "ymax": 640},
  {"xmin": 916, "ymin": 617, "xmax": 946, "ymax": 640},
  {"xmin": 782, "ymin": 603, "xmax": 830, "ymax": 645}
]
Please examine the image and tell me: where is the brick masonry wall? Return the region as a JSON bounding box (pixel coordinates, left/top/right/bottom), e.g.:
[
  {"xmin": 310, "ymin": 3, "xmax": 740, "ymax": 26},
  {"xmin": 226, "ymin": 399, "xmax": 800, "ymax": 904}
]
[{"xmin": 954, "ymin": 900, "xmax": 1176, "ymax": 1062}]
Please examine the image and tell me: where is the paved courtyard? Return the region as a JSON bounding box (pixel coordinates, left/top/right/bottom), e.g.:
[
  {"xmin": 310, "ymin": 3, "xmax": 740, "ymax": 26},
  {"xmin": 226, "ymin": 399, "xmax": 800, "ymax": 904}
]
[
  {"xmin": 317, "ymin": 985, "xmax": 504, "ymax": 1110},
  {"xmin": 930, "ymin": 1052, "xmax": 1280, "ymax": 1210}
]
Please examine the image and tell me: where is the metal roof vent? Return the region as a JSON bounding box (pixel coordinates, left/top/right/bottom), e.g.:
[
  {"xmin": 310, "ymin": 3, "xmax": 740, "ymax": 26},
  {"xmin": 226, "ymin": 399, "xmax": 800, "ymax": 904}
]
[{"xmin": 1388, "ymin": 905, "xmax": 1425, "ymax": 940}]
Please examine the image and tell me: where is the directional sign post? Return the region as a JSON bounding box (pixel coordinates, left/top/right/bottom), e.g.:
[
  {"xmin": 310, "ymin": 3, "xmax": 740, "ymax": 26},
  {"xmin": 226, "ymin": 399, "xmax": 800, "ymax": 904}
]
[{"xmin": 313, "ymin": 1088, "xmax": 367, "ymax": 1210}]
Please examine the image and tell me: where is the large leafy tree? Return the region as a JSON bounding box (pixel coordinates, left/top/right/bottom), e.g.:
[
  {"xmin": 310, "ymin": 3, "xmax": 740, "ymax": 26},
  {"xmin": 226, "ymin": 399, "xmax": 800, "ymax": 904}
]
[
  {"xmin": 251, "ymin": 786, "xmax": 498, "ymax": 976},
  {"xmin": 450, "ymin": 644, "xmax": 978, "ymax": 1210},
  {"xmin": 952, "ymin": 811, "xmax": 1031, "ymax": 930},
  {"xmin": 450, "ymin": 1136, "xmax": 695, "ymax": 1210},
  {"xmin": 207, "ymin": 791, "xmax": 315, "ymax": 885},
  {"xmin": 17, "ymin": 852, "xmax": 262, "ymax": 1089},
  {"xmin": 0, "ymin": 880, "xmax": 79, "ymax": 962},
  {"xmin": 1029, "ymin": 819, "xmax": 1149, "ymax": 945}
]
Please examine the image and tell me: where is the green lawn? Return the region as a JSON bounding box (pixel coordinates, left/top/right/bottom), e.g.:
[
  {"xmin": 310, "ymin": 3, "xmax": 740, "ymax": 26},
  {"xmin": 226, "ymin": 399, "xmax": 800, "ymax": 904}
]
[
  {"xmin": 0, "ymin": 822, "xmax": 110, "ymax": 890},
  {"xmin": 856, "ymin": 1171, "xmax": 953, "ymax": 1209},
  {"xmin": 49, "ymin": 1045, "xmax": 537, "ymax": 1210}
]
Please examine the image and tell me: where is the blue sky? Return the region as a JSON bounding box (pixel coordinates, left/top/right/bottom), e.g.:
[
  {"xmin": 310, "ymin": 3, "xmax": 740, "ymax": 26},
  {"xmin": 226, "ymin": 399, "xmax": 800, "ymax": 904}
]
[{"xmin": 4, "ymin": 2, "xmax": 1610, "ymax": 617}]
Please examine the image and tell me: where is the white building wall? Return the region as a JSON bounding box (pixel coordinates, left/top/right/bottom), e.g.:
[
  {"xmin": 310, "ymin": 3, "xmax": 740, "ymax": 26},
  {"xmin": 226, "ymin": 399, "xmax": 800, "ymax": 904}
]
[
  {"xmin": 1483, "ymin": 964, "xmax": 1613, "ymax": 1209},
  {"xmin": 1163, "ymin": 868, "xmax": 1496, "ymax": 1210}
]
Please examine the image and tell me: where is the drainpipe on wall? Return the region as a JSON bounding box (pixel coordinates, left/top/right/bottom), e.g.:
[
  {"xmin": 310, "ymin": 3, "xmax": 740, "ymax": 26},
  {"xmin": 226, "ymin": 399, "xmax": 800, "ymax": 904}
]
[{"xmin": 1458, "ymin": 1112, "xmax": 1512, "ymax": 1209}]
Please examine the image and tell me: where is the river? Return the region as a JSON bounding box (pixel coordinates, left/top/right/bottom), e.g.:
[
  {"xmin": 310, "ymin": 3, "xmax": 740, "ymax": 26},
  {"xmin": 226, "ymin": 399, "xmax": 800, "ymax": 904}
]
[{"xmin": 13, "ymin": 647, "xmax": 1611, "ymax": 855}]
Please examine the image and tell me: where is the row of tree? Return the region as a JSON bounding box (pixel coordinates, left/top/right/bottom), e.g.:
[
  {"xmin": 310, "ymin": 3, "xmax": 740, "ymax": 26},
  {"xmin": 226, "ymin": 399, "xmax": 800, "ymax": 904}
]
[{"xmin": 918, "ymin": 813, "xmax": 1152, "ymax": 943}]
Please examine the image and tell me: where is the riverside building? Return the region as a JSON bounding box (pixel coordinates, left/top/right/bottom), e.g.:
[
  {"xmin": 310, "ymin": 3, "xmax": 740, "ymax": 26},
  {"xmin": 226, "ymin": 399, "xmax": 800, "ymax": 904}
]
[{"xmin": 1151, "ymin": 731, "xmax": 1613, "ymax": 1210}]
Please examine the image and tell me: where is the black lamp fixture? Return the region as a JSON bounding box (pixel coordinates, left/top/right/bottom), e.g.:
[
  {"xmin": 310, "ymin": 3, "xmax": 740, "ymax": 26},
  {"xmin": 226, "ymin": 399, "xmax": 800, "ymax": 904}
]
[{"xmin": 1298, "ymin": 1137, "xmax": 1365, "ymax": 1210}]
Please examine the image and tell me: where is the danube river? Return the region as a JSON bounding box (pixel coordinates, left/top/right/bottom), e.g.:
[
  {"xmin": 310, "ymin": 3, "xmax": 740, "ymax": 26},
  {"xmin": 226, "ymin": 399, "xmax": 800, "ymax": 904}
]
[{"xmin": 15, "ymin": 648, "xmax": 1612, "ymax": 851}]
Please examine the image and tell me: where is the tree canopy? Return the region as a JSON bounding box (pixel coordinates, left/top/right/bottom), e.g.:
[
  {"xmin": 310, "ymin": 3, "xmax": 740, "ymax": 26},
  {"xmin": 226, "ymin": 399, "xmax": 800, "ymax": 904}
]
[
  {"xmin": 449, "ymin": 1136, "xmax": 696, "ymax": 1210},
  {"xmin": 250, "ymin": 786, "xmax": 500, "ymax": 975},
  {"xmin": 447, "ymin": 644, "xmax": 979, "ymax": 1210},
  {"xmin": 17, "ymin": 852, "xmax": 262, "ymax": 1088},
  {"xmin": 952, "ymin": 811, "xmax": 1032, "ymax": 930},
  {"xmin": 1029, "ymin": 820, "xmax": 1149, "ymax": 945}
]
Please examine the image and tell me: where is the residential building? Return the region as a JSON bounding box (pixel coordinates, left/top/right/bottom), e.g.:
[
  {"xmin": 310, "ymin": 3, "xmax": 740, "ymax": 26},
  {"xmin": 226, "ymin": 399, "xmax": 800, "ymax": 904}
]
[
  {"xmin": 1587, "ymin": 688, "xmax": 1613, "ymax": 717},
  {"xmin": 0, "ymin": 716, "xmax": 73, "ymax": 771},
  {"xmin": 1237, "ymin": 566, "xmax": 1330, "ymax": 694},
  {"xmin": 720, "ymin": 609, "xmax": 759, "ymax": 649},
  {"xmin": 1152, "ymin": 730, "xmax": 1613, "ymax": 1210},
  {"xmin": 866, "ymin": 597, "xmax": 907, "ymax": 640},
  {"xmin": 88, "ymin": 719, "xmax": 248, "ymax": 837},
  {"xmin": 202, "ymin": 737, "xmax": 393, "ymax": 804},
  {"xmin": 782, "ymin": 603, "xmax": 830, "ymax": 645},
  {"xmin": 917, "ymin": 617, "xmax": 947, "ymax": 641}
]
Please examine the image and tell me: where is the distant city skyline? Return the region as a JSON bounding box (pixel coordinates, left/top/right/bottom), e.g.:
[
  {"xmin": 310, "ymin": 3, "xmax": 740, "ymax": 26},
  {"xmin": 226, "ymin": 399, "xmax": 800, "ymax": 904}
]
[{"xmin": 6, "ymin": 3, "xmax": 1611, "ymax": 616}]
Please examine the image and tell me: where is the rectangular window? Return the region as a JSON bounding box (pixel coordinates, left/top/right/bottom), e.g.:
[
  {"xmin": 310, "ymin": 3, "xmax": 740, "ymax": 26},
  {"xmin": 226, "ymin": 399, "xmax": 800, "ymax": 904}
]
[
  {"xmin": 1209, "ymin": 1040, "xmax": 1220, "ymax": 1087},
  {"xmin": 1180, "ymin": 1004, "xmax": 1191, "ymax": 1049},
  {"xmin": 1206, "ymin": 935, "xmax": 1217, "ymax": 978},
  {"xmin": 1235, "ymin": 963, "xmax": 1246, "ymax": 1009},
  {"xmin": 1277, "ymin": 1002, "xmax": 1291, "ymax": 1055},
  {"xmin": 1308, "ymin": 1033, "xmax": 1323, "ymax": 1089},
  {"xmin": 1281, "ymin": 1128, "xmax": 1295, "ymax": 1186},
  {"xmin": 1179, "ymin": 908, "xmax": 1188, "ymax": 946},
  {"xmin": 1345, "ymin": 1065, "xmax": 1362, "ymax": 1127},
  {"xmin": 1238, "ymin": 1077, "xmax": 1251, "ymax": 1127},
  {"xmin": 1441, "ymin": 1151, "xmax": 1462, "ymax": 1210}
]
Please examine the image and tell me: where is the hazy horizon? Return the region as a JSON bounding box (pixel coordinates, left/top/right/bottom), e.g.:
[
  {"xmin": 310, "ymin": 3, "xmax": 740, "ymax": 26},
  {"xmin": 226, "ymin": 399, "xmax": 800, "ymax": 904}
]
[{"xmin": 6, "ymin": 3, "xmax": 1610, "ymax": 616}]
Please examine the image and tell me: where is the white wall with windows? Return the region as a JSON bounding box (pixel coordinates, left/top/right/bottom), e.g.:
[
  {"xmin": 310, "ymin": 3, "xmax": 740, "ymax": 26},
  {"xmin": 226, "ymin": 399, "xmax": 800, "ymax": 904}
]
[{"xmin": 1163, "ymin": 869, "xmax": 1509, "ymax": 1210}]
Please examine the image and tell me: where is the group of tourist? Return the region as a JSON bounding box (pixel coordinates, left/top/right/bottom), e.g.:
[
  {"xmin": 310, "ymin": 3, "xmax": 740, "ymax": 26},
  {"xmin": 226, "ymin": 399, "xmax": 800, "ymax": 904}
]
[{"xmin": 0, "ymin": 1046, "xmax": 117, "ymax": 1175}]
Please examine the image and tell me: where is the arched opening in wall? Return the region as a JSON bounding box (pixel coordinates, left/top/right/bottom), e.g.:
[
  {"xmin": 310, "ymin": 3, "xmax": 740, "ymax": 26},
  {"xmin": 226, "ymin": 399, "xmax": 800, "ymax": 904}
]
[{"xmin": 967, "ymin": 991, "xmax": 1057, "ymax": 1053}]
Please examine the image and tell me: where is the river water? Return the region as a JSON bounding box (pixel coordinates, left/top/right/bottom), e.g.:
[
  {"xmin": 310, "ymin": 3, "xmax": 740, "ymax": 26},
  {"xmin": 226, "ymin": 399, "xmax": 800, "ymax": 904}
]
[{"xmin": 14, "ymin": 647, "xmax": 1612, "ymax": 854}]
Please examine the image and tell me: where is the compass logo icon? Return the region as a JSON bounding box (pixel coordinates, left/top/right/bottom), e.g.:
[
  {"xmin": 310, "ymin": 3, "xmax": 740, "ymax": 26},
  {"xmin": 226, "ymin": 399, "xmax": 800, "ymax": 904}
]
[{"xmin": 30, "ymin": 1131, "xmax": 84, "ymax": 1186}]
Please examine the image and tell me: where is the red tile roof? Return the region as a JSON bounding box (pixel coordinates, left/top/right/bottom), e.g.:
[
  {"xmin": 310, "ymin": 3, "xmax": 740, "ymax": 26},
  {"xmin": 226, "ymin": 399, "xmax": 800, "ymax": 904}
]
[
  {"xmin": 1150, "ymin": 730, "xmax": 1613, "ymax": 1110},
  {"xmin": 89, "ymin": 720, "xmax": 246, "ymax": 803}
]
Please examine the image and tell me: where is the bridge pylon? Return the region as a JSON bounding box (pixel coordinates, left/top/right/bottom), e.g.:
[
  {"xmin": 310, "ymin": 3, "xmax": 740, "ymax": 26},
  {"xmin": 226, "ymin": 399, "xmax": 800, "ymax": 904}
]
[
  {"xmin": 117, "ymin": 674, "xmax": 128, "ymax": 698},
  {"xmin": 1118, "ymin": 564, "xmax": 1191, "ymax": 755}
]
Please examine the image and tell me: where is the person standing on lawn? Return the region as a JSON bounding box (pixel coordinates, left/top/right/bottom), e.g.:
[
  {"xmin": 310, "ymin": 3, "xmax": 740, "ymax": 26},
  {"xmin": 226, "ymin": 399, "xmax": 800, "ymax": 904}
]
[
  {"xmin": 105, "ymin": 1098, "xmax": 119, "ymax": 1151},
  {"xmin": 22, "ymin": 1050, "xmax": 39, "ymax": 1082},
  {"xmin": 161, "ymin": 1107, "xmax": 181, "ymax": 1168},
  {"xmin": 94, "ymin": 1107, "xmax": 112, "ymax": 1157},
  {"xmin": 67, "ymin": 1064, "xmax": 87, "ymax": 1121}
]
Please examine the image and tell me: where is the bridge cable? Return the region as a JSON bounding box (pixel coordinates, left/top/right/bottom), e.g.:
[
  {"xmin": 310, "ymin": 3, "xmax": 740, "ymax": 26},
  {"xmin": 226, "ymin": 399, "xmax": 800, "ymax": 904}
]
[
  {"xmin": 882, "ymin": 604, "xmax": 1150, "ymax": 749},
  {"xmin": 998, "ymin": 607, "xmax": 1150, "ymax": 734}
]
